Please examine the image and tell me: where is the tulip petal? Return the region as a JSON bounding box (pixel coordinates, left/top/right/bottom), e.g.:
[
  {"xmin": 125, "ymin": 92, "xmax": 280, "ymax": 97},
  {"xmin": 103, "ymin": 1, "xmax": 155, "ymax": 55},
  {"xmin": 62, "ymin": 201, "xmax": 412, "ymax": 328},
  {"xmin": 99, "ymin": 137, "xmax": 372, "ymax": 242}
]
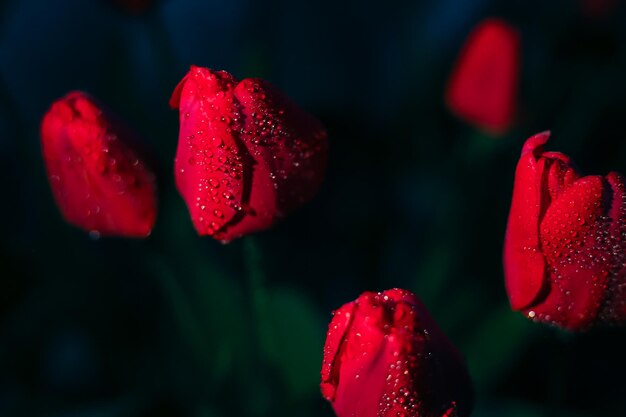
[
  {"xmin": 531, "ymin": 176, "xmax": 608, "ymax": 329},
  {"xmin": 441, "ymin": 406, "xmax": 459, "ymax": 417},
  {"xmin": 600, "ymin": 172, "xmax": 626, "ymax": 322},
  {"xmin": 169, "ymin": 73, "xmax": 188, "ymax": 109},
  {"xmin": 234, "ymin": 78, "xmax": 328, "ymax": 212},
  {"xmin": 321, "ymin": 301, "xmax": 356, "ymax": 402},
  {"xmin": 331, "ymin": 293, "xmax": 391, "ymax": 416},
  {"xmin": 504, "ymin": 132, "xmax": 551, "ymax": 310},
  {"xmin": 171, "ymin": 67, "xmax": 248, "ymax": 239}
]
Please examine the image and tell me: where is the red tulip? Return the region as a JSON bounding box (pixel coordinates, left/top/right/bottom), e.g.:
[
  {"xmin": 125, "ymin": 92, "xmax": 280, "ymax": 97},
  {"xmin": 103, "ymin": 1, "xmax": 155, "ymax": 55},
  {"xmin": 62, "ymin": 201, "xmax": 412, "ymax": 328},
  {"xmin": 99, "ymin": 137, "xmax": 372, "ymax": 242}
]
[
  {"xmin": 41, "ymin": 91, "xmax": 157, "ymax": 238},
  {"xmin": 445, "ymin": 18, "xmax": 520, "ymax": 135},
  {"xmin": 321, "ymin": 289, "xmax": 473, "ymax": 417},
  {"xmin": 170, "ymin": 66, "xmax": 328, "ymax": 242},
  {"xmin": 504, "ymin": 132, "xmax": 626, "ymax": 330}
]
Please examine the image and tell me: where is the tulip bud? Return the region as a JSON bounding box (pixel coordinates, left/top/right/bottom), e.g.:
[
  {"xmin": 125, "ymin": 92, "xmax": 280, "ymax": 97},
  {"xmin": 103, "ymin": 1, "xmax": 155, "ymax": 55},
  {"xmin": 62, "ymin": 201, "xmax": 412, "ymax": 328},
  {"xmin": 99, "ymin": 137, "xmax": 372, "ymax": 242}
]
[
  {"xmin": 321, "ymin": 289, "xmax": 473, "ymax": 417},
  {"xmin": 170, "ymin": 66, "xmax": 328, "ymax": 242},
  {"xmin": 504, "ymin": 132, "xmax": 626, "ymax": 330},
  {"xmin": 446, "ymin": 18, "xmax": 520, "ymax": 135},
  {"xmin": 41, "ymin": 91, "xmax": 157, "ymax": 238}
]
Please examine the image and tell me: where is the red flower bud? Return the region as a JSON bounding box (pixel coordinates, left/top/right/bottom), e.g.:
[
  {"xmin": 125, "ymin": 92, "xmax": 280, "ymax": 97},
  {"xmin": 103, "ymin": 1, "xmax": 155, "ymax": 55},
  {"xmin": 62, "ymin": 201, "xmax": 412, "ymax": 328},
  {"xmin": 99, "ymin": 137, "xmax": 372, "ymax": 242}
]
[
  {"xmin": 170, "ymin": 66, "xmax": 328, "ymax": 242},
  {"xmin": 321, "ymin": 289, "xmax": 473, "ymax": 417},
  {"xmin": 446, "ymin": 18, "xmax": 520, "ymax": 135},
  {"xmin": 504, "ymin": 132, "xmax": 626, "ymax": 330},
  {"xmin": 41, "ymin": 91, "xmax": 157, "ymax": 238}
]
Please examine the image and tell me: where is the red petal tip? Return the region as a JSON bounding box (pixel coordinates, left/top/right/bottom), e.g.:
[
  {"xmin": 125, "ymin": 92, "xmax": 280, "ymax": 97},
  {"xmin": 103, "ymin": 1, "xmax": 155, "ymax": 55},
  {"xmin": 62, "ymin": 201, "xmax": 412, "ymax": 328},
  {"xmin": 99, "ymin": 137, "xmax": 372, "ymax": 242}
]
[
  {"xmin": 521, "ymin": 131, "xmax": 551, "ymax": 156},
  {"xmin": 169, "ymin": 75, "xmax": 188, "ymax": 109}
]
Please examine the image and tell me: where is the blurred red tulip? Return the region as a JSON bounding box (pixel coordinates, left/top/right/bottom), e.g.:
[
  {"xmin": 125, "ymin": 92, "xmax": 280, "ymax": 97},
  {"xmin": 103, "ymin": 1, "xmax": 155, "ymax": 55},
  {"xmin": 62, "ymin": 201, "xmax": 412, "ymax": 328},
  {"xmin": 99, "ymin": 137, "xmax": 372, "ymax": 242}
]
[
  {"xmin": 446, "ymin": 18, "xmax": 520, "ymax": 135},
  {"xmin": 581, "ymin": 0, "xmax": 618, "ymax": 18},
  {"xmin": 170, "ymin": 66, "xmax": 328, "ymax": 242},
  {"xmin": 107, "ymin": 0, "xmax": 157, "ymax": 14},
  {"xmin": 504, "ymin": 132, "xmax": 626, "ymax": 330},
  {"xmin": 41, "ymin": 91, "xmax": 157, "ymax": 238},
  {"xmin": 321, "ymin": 289, "xmax": 473, "ymax": 417}
]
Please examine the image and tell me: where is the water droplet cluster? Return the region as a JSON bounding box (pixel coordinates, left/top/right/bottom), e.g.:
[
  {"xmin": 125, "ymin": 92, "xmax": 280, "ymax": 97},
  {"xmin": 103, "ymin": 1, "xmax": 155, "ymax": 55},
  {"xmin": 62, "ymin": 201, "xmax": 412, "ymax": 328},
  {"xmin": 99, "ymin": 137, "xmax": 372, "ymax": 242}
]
[{"xmin": 235, "ymin": 78, "xmax": 328, "ymax": 212}]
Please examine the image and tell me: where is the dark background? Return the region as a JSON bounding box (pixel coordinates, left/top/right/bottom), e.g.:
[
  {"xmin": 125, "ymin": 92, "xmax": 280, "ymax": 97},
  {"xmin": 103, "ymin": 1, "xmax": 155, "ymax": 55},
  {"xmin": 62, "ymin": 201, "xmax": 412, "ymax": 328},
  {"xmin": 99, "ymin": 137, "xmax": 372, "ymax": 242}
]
[{"xmin": 2, "ymin": 0, "xmax": 626, "ymax": 416}]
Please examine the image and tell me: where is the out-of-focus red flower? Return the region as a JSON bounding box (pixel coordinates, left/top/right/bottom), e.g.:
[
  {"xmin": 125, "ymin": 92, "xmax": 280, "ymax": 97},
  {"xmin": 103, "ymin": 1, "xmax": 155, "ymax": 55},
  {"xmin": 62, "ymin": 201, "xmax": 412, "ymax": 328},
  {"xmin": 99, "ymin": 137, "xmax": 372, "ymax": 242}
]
[
  {"xmin": 581, "ymin": 0, "xmax": 618, "ymax": 19},
  {"xmin": 446, "ymin": 18, "xmax": 520, "ymax": 135},
  {"xmin": 170, "ymin": 66, "xmax": 328, "ymax": 242},
  {"xmin": 321, "ymin": 289, "xmax": 473, "ymax": 417},
  {"xmin": 107, "ymin": 0, "xmax": 157, "ymax": 14},
  {"xmin": 504, "ymin": 132, "xmax": 626, "ymax": 330},
  {"xmin": 41, "ymin": 91, "xmax": 157, "ymax": 238}
]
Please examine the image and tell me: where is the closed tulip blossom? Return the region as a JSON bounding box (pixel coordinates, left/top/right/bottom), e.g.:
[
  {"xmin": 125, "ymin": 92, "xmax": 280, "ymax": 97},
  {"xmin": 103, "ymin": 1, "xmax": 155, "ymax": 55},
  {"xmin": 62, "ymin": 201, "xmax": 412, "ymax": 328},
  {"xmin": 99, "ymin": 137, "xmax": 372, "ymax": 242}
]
[
  {"xmin": 504, "ymin": 132, "xmax": 626, "ymax": 330},
  {"xmin": 170, "ymin": 66, "xmax": 328, "ymax": 242},
  {"xmin": 41, "ymin": 91, "xmax": 157, "ymax": 237},
  {"xmin": 321, "ymin": 289, "xmax": 473, "ymax": 417},
  {"xmin": 446, "ymin": 18, "xmax": 520, "ymax": 135}
]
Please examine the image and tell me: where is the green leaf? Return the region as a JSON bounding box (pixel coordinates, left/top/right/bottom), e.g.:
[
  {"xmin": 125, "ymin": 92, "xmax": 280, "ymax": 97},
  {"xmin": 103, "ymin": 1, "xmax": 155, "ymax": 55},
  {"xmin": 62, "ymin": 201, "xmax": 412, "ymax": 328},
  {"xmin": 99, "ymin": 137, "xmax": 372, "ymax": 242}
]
[
  {"xmin": 259, "ymin": 285, "xmax": 325, "ymax": 400},
  {"xmin": 462, "ymin": 307, "xmax": 537, "ymax": 390}
]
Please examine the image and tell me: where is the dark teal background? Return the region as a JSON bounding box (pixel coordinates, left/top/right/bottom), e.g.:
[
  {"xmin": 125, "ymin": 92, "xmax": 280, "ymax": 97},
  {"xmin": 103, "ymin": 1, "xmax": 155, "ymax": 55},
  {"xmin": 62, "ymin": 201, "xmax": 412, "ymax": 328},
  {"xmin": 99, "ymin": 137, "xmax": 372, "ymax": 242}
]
[{"xmin": 1, "ymin": 0, "xmax": 626, "ymax": 416}]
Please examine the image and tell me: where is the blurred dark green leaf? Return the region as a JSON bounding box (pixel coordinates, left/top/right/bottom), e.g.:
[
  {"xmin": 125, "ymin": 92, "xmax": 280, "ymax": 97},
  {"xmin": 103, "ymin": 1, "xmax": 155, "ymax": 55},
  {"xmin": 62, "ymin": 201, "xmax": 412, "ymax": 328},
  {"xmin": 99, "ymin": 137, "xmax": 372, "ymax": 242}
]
[
  {"xmin": 464, "ymin": 307, "xmax": 536, "ymax": 390},
  {"xmin": 258, "ymin": 285, "xmax": 325, "ymax": 400}
]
